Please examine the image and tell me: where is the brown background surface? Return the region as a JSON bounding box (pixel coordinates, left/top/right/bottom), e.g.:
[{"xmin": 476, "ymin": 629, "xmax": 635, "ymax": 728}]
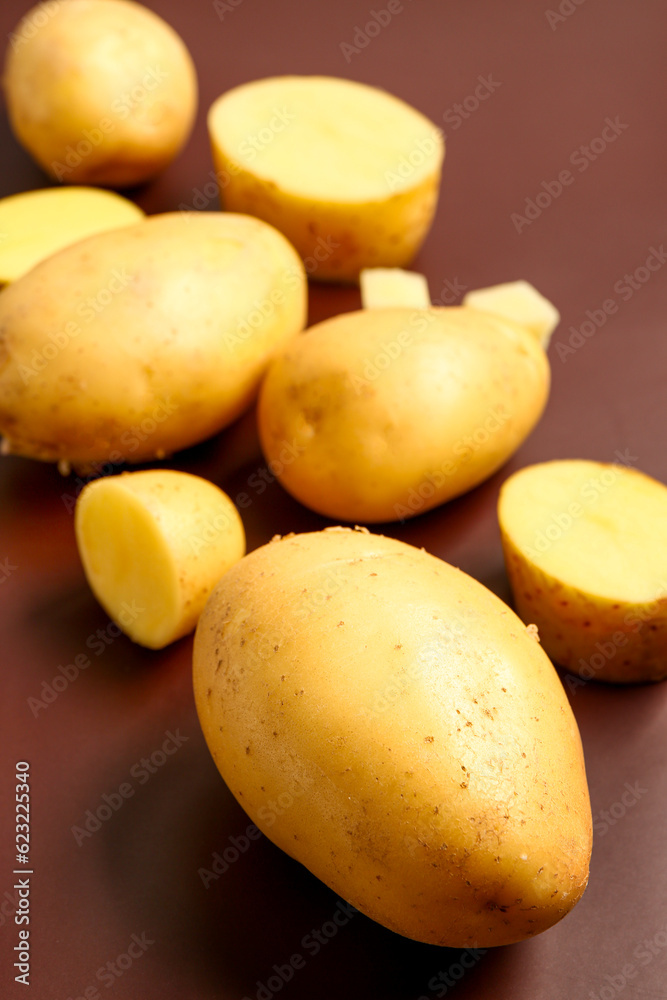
[{"xmin": 1, "ymin": 1, "xmax": 667, "ymax": 998}]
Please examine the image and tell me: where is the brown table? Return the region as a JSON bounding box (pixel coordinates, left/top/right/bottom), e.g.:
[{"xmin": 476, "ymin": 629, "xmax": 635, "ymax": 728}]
[{"xmin": 2, "ymin": 1, "xmax": 667, "ymax": 997}]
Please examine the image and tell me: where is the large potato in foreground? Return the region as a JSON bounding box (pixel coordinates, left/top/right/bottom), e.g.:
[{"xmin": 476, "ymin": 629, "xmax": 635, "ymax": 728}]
[
  {"xmin": 209, "ymin": 76, "xmax": 444, "ymax": 282},
  {"xmin": 193, "ymin": 528, "xmax": 592, "ymax": 947},
  {"xmin": 0, "ymin": 212, "xmax": 306, "ymax": 469},
  {"xmin": 499, "ymin": 459, "xmax": 667, "ymax": 683},
  {"xmin": 258, "ymin": 307, "xmax": 550, "ymax": 522},
  {"xmin": 3, "ymin": 0, "xmax": 197, "ymax": 187}
]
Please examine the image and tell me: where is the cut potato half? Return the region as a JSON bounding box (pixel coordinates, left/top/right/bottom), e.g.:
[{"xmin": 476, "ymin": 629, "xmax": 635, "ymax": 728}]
[
  {"xmin": 0, "ymin": 187, "xmax": 144, "ymax": 284},
  {"xmin": 463, "ymin": 280, "xmax": 560, "ymax": 350},
  {"xmin": 75, "ymin": 470, "xmax": 245, "ymax": 649},
  {"xmin": 498, "ymin": 460, "xmax": 667, "ymax": 683},
  {"xmin": 208, "ymin": 76, "xmax": 444, "ymax": 282}
]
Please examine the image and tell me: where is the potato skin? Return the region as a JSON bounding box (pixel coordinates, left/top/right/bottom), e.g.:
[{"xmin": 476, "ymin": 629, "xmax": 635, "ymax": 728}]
[
  {"xmin": 3, "ymin": 0, "xmax": 197, "ymax": 188},
  {"xmin": 0, "ymin": 212, "xmax": 306, "ymax": 468},
  {"xmin": 258, "ymin": 307, "xmax": 550, "ymax": 522},
  {"xmin": 193, "ymin": 528, "xmax": 592, "ymax": 947}
]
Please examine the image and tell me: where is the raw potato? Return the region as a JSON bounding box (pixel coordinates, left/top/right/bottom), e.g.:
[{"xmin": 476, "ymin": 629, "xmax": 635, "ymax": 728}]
[
  {"xmin": 258, "ymin": 306, "xmax": 550, "ymax": 522},
  {"xmin": 0, "ymin": 211, "xmax": 306, "ymax": 468},
  {"xmin": 463, "ymin": 280, "xmax": 560, "ymax": 350},
  {"xmin": 360, "ymin": 267, "xmax": 431, "ymax": 309},
  {"xmin": 0, "ymin": 187, "xmax": 144, "ymax": 284},
  {"xmin": 208, "ymin": 76, "xmax": 444, "ymax": 282},
  {"xmin": 3, "ymin": 0, "xmax": 197, "ymax": 188},
  {"xmin": 76, "ymin": 470, "xmax": 245, "ymax": 649},
  {"xmin": 499, "ymin": 460, "xmax": 667, "ymax": 684},
  {"xmin": 193, "ymin": 527, "xmax": 592, "ymax": 947}
]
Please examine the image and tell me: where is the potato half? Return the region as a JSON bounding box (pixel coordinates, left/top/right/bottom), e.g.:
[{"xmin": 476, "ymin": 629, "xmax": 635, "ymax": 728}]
[
  {"xmin": 208, "ymin": 75, "xmax": 444, "ymax": 282},
  {"xmin": 3, "ymin": 0, "xmax": 197, "ymax": 187},
  {"xmin": 76, "ymin": 470, "xmax": 245, "ymax": 649},
  {"xmin": 498, "ymin": 460, "xmax": 667, "ymax": 683},
  {"xmin": 0, "ymin": 187, "xmax": 144, "ymax": 284},
  {"xmin": 193, "ymin": 527, "xmax": 592, "ymax": 947},
  {"xmin": 0, "ymin": 211, "xmax": 306, "ymax": 469},
  {"xmin": 258, "ymin": 306, "xmax": 549, "ymax": 522}
]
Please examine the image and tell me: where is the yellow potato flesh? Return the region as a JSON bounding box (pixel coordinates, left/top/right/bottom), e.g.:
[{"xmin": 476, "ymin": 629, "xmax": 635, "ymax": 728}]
[
  {"xmin": 463, "ymin": 281, "xmax": 561, "ymax": 350},
  {"xmin": 0, "ymin": 211, "xmax": 306, "ymax": 467},
  {"xmin": 3, "ymin": 0, "xmax": 197, "ymax": 188},
  {"xmin": 360, "ymin": 267, "xmax": 431, "ymax": 309},
  {"xmin": 499, "ymin": 460, "xmax": 667, "ymax": 683},
  {"xmin": 258, "ymin": 306, "xmax": 549, "ymax": 522},
  {"xmin": 76, "ymin": 470, "xmax": 245, "ymax": 649},
  {"xmin": 193, "ymin": 527, "xmax": 592, "ymax": 947},
  {"xmin": 208, "ymin": 76, "xmax": 444, "ymax": 282},
  {"xmin": 0, "ymin": 187, "xmax": 144, "ymax": 284}
]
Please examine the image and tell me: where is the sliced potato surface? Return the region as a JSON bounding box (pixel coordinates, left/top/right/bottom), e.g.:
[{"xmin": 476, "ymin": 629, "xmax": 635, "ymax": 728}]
[
  {"xmin": 76, "ymin": 470, "xmax": 245, "ymax": 649},
  {"xmin": 499, "ymin": 460, "xmax": 667, "ymax": 683},
  {"xmin": 208, "ymin": 75, "xmax": 444, "ymax": 281},
  {"xmin": 0, "ymin": 186, "xmax": 144, "ymax": 284}
]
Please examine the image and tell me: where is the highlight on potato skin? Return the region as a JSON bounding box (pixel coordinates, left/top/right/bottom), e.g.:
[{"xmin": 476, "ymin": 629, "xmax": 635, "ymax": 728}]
[
  {"xmin": 498, "ymin": 459, "xmax": 667, "ymax": 684},
  {"xmin": 193, "ymin": 527, "xmax": 592, "ymax": 948}
]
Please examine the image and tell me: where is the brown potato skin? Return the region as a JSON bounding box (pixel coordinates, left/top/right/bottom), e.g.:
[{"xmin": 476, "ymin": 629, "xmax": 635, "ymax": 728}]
[{"xmin": 193, "ymin": 528, "xmax": 592, "ymax": 947}]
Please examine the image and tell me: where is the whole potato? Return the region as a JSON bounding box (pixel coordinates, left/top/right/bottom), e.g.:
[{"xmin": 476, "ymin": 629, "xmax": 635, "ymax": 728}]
[
  {"xmin": 258, "ymin": 306, "xmax": 550, "ymax": 522},
  {"xmin": 3, "ymin": 0, "xmax": 197, "ymax": 187},
  {"xmin": 0, "ymin": 212, "xmax": 306, "ymax": 469},
  {"xmin": 193, "ymin": 528, "xmax": 592, "ymax": 947}
]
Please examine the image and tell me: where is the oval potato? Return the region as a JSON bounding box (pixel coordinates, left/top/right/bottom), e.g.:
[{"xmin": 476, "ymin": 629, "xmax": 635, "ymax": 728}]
[
  {"xmin": 193, "ymin": 527, "xmax": 592, "ymax": 947},
  {"xmin": 0, "ymin": 212, "xmax": 306, "ymax": 468},
  {"xmin": 258, "ymin": 307, "xmax": 550, "ymax": 522}
]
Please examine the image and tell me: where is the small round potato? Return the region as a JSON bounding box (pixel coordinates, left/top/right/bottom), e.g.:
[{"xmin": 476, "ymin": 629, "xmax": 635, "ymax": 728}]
[
  {"xmin": 3, "ymin": 0, "xmax": 197, "ymax": 187},
  {"xmin": 258, "ymin": 306, "xmax": 549, "ymax": 522},
  {"xmin": 76, "ymin": 470, "xmax": 245, "ymax": 649}
]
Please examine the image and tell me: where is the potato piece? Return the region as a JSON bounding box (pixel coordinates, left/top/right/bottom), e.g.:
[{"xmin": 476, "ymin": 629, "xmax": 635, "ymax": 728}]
[
  {"xmin": 208, "ymin": 76, "xmax": 444, "ymax": 282},
  {"xmin": 0, "ymin": 187, "xmax": 144, "ymax": 284},
  {"xmin": 193, "ymin": 527, "xmax": 592, "ymax": 947},
  {"xmin": 3, "ymin": 0, "xmax": 197, "ymax": 188},
  {"xmin": 463, "ymin": 280, "xmax": 560, "ymax": 350},
  {"xmin": 76, "ymin": 470, "xmax": 245, "ymax": 649},
  {"xmin": 498, "ymin": 460, "xmax": 667, "ymax": 683},
  {"xmin": 0, "ymin": 211, "xmax": 306, "ymax": 468},
  {"xmin": 360, "ymin": 267, "xmax": 431, "ymax": 309},
  {"xmin": 258, "ymin": 306, "xmax": 549, "ymax": 522}
]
